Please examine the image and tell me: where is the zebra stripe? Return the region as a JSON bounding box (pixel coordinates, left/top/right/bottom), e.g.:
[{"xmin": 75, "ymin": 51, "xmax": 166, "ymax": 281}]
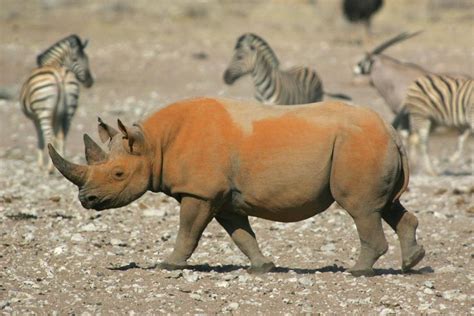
[
  {"xmin": 402, "ymin": 73, "xmax": 473, "ymax": 175},
  {"xmin": 406, "ymin": 74, "xmax": 473, "ymax": 128},
  {"xmin": 20, "ymin": 34, "xmax": 93, "ymax": 172},
  {"xmin": 224, "ymin": 33, "xmax": 350, "ymax": 105}
]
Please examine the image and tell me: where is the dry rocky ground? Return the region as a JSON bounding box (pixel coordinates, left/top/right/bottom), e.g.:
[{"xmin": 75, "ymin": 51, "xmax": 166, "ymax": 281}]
[{"xmin": 0, "ymin": 0, "xmax": 473, "ymax": 314}]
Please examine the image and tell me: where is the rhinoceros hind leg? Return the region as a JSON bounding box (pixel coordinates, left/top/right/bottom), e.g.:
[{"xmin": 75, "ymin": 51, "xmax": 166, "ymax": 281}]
[
  {"xmin": 216, "ymin": 211, "xmax": 275, "ymax": 274},
  {"xmin": 348, "ymin": 212, "xmax": 388, "ymax": 277},
  {"xmin": 381, "ymin": 200, "xmax": 425, "ymax": 272},
  {"xmin": 402, "ymin": 246, "xmax": 425, "ymax": 272}
]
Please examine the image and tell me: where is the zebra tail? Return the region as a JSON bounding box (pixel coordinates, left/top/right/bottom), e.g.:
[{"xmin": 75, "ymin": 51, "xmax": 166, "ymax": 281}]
[
  {"xmin": 323, "ymin": 91, "xmax": 352, "ymax": 101},
  {"xmin": 391, "ymin": 107, "xmax": 410, "ymax": 131}
]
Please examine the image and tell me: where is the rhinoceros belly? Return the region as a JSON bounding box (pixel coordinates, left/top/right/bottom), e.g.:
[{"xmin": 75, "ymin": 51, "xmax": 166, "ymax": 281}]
[{"xmin": 231, "ymin": 160, "xmax": 334, "ymax": 222}]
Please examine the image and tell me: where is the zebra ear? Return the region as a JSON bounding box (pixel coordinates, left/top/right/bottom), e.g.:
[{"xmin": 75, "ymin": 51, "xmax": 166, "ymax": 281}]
[{"xmin": 82, "ymin": 39, "xmax": 89, "ymax": 49}]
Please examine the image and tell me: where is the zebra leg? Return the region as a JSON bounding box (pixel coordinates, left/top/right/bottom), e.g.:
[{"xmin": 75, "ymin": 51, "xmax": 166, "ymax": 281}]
[
  {"xmin": 418, "ymin": 122, "xmax": 437, "ymax": 176},
  {"xmin": 410, "ymin": 116, "xmax": 436, "ymax": 175},
  {"xmin": 449, "ymin": 129, "xmax": 471, "ymax": 163},
  {"xmin": 33, "ymin": 119, "xmax": 45, "ymax": 168},
  {"xmin": 407, "ymin": 132, "xmax": 420, "ymax": 172},
  {"xmin": 57, "ymin": 128, "xmax": 65, "ymax": 157},
  {"xmin": 37, "ymin": 118, "xmax": 55, "ymax": 174}
]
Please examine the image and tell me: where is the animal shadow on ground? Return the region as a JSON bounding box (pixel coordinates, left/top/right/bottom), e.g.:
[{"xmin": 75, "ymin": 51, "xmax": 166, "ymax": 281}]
[{"xmin": 107, "ymin": 262, "xmax": 434, "ymax": 276}]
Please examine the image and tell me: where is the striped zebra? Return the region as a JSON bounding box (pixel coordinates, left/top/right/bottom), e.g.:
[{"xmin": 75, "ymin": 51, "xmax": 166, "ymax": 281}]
[
  {"xmin": 400, "ymin": 73, "xmax": 473, "ymax": 175},
  {"xmin": 223, "ymin": 33, "xmax": 351, "ymax": 105},
  {"xmin": 20, "ymin": 34, "xmax": 94, "ymax": 173}
]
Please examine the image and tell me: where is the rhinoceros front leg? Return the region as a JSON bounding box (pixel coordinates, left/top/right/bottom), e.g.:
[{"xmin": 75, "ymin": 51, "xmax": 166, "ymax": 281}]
[
  {"xmin": 158, "ymin": 196, "xmax": 214, "ymax": 270},
  {"xmin": 215, "ymin": 211, "xmax": 275, "ymax": 274}
]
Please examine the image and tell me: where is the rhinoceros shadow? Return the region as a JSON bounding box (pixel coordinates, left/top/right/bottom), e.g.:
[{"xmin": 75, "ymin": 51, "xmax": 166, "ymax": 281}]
[{"xmin": 108, "ymin": 262, "xmax": 433, "ymax": 276}]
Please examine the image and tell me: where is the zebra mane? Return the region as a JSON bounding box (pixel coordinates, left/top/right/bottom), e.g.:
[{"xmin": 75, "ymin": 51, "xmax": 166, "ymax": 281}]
[
  {"xmin": 236, "ymin": 33, "xmax": 279, "ymax": 67},
  {"xmin": 36, "ymin": 34, "xmax": 84, "ymax": 67}
]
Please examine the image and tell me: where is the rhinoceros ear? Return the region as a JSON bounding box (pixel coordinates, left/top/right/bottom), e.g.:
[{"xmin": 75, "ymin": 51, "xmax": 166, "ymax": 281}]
[
  {"xmin": 117, "ymin": 119, "xmax": 146, "ymax": 154},
  {"xmin": 98, "ymin": 117, "xmax": 118, "ymax": 143}
]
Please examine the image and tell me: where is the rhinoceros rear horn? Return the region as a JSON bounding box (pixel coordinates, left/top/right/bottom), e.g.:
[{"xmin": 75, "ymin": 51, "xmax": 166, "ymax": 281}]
[
  {"xmin": 83, "ymin": 134, "xmax": 108, "ymax": 164},
  {"xmin": 48, "ymin": 144, "xmax": 88, "ymax": 187}
]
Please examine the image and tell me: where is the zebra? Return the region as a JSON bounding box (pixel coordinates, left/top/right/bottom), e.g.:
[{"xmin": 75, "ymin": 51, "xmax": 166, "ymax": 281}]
[
  {"xmin": 223, "ymin": 33, "xmax": 351, "ymax": 105},
  {"xmin": 20, "ymin": 34, "xmax": 94, "ymax": 173},
  {"xmin": 399, "ymin": 73, "xmax": 473, "ymax": 175}
]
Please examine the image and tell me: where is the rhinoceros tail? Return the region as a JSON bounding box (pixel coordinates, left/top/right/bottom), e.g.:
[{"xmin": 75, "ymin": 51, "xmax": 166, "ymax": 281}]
[{"xmin": 386, "ymin": 121, "xmax": 409, "ymax": 202}]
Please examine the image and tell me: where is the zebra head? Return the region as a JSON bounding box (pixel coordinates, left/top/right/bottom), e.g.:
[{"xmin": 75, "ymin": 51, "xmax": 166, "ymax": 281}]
[
  {"xmin": 223, "ymin": 33, "xmax": 278, "ymax": 85},
  {"xmin": 353, "ymin": 31, "xmax": 422, "ymax": 75},
  {"xmin": 37, "ymin": 34, "xmax": 94, "ymax": 88}
]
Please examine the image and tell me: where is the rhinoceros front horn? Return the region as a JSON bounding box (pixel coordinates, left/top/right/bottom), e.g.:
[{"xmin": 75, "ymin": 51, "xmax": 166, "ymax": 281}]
[{"xmin": 48, "ymin": 144, "xmax": 88, "ymax": 187}]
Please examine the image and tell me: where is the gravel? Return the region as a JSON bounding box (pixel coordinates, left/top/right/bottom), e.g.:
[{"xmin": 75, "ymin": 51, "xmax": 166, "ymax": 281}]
[{"xmin": 1, "ymin": 0, "xmax": 473, "ymax": 314}]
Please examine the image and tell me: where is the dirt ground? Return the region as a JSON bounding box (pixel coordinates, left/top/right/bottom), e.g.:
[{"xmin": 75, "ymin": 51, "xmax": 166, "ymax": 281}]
[{"xmin": 0, "ymin": 0, "xmax": 473, "ymax": 314}]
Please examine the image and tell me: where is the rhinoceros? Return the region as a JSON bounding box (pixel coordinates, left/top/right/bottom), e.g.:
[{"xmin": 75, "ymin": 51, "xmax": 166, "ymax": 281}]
[{"xmin": 48, "ymin": 97, "xmax": 425, "ymax": 276}]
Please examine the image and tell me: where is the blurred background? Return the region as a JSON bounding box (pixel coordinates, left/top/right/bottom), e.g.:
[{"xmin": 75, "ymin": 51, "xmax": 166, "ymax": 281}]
[{"xmin": 0, "ymin": 0, "xmax": 473, "ymax": 161}]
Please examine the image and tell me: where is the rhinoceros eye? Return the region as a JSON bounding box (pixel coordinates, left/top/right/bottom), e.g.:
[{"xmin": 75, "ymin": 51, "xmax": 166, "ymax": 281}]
[{"xmin": 112, "ymin": 167, "xmax": 126, "ymax": 180}]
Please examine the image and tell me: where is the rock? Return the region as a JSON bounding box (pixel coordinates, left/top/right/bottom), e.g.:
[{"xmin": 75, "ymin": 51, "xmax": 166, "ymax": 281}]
[
  {"xmin": 423, "ymin": 288, "xmax": 434, "ymax": 295},
  {"xmin": 216, "ymin": 281, "xmax": 229, "ymax": 288},
  {"xmin": 110, "ymin": 238, "xmax": 127, "ymax": 247},
  {"xmin": 143, "ymin": 209, "xmax": 166, "ymax": 217},
  {"xmin": 53, "ymin": 246, "xmax": 66, "ymax": 256},
  {"xmin": 298, "ymin": 277, "xmax": 314, "ymax": 287},
  {"xmin": 238, "ymin": 275, "xmax": 249, "ymax": 283},
  {"xmin": 222, "ymin": 302, "xmax": 239, "ymax": 312},
  {"xmin": 320, "ymin": 243, "xmax": 336, "ymax": 252},
  {"xmin": 442, "ymin": 290, "xmax": 467, "ymax": 301},
  {"xmin": 190, "ymin": 293, "xmax": 202, "ymax": 301},
  {"xmin": 80, "ymin": 223, "xmax": 98, "ymax": 232},
  {"xmin": 49, "ymin": 195, "xmax": 61, "ymax": 202},
  {"xmin": 0, "ymin": 300, "xmax": 10, "ymax": 309},
  {"xmin": 379, "ymin": 308, "xmax": 396, "ymax": 315},
  {"xmin": 182, "ymin": 270, "xmax": 199, "ymax": 283},
  {"xmin": 71, "ymin": 233, "xmax": 85, "ymax": 242},
  {"xmin": 165, "ymin": 271, "xmax": 182, "ymax": 279},
  {"xmin": 437, "ymin": 266, "xmax": 457, "ymax": 273}
]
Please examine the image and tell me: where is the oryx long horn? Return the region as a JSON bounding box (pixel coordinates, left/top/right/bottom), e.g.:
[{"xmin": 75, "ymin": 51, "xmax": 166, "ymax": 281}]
[
  {"xmin": 48, "ymin": 144, "xmax": 88, "ymax": 187},
  {"xmin": 371, "ymin": 31, "xmax": 423, "ymax": 55},
  {"xmin": 83, "ymin": 134, "xmax": 108, "ymax": 164}
]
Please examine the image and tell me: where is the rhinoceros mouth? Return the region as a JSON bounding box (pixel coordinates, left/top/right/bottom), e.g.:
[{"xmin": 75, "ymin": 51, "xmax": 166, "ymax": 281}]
[
  {"xmin": 81, "ymin": 199, "xmax": 111, "ymax": 211},
  {"xmin": 79, "ymin": 191, "xmax": 111, "ymax": 211}
]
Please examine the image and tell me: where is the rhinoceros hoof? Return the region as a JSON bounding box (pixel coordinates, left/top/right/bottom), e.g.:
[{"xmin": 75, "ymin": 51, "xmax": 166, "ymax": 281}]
[
  {"xmin": 157, "ymin": 261, "xmax": 187, "ymax": 271},
  {"xmin": 402, "ymin": 245, "xmax": 425, "ymax": 273},
  {"xmin": 348, "ymin": 268, "xmax": 376, "ymax": 277},
  {"xmin": 248, "ymin": 262, "xmax": 275, "ymax": 274}
]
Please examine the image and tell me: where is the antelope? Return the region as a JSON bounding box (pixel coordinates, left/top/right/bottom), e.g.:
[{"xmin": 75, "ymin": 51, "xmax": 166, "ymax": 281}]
[{"xmin": 353, "ymin": 31, "xmax": 427, "ymax": 130}]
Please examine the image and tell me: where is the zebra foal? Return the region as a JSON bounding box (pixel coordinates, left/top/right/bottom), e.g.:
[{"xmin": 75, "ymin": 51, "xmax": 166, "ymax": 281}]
[
  {"xmin": 20, "ymin": 34, "xmax": 94, "ymax": 173},
  {"xmin": 223, "ymin": 33, "xmax": 350, "ymax": 105},
  {"xmin": 401, "ymin": 73, "xmax": 473, "ymax": 175}
]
